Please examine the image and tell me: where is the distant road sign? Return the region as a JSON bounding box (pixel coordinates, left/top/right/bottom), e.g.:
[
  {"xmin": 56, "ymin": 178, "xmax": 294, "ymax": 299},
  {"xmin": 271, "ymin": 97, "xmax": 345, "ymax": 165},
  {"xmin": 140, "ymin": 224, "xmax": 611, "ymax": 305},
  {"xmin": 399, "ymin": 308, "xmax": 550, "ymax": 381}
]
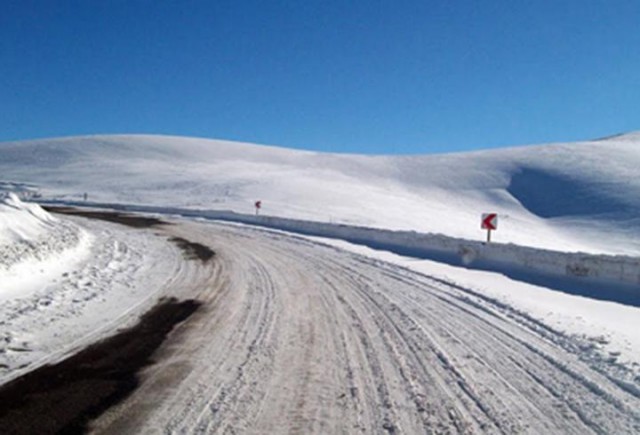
[
  {"xmin": 481, "ymin": 213, "xmax": 498, "ymax": 230},
  {"xmin": 255, "ymin": 200, "xmax": 262, "ymax": 209}
]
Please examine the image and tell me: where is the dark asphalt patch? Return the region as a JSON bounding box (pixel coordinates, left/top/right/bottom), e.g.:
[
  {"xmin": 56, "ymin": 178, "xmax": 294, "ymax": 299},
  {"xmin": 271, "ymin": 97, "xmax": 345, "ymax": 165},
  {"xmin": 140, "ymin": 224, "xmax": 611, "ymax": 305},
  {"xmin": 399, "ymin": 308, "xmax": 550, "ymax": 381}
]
[
  {"xmin": 43, "ymin": 206, "xmax": 167, "ymax": 228},
  {"xmin": 0, "ymin": 298, "xmax": 201, "ymax": 435},
  {"xmin": 169, "ymin": 237, "xmax": 216, "ymax": 262},
  {"xmin": 44, "ymin": 207, "xmax": 217, "ymax": 263}
]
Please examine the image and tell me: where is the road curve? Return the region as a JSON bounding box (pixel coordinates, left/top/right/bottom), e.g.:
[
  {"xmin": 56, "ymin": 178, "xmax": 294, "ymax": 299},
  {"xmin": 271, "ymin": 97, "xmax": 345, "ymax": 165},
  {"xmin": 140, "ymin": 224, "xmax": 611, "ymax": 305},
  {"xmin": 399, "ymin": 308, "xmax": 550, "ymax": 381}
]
[{"xmin": 92, "ymin": 220, "xmax": 640, "ymax": 434}]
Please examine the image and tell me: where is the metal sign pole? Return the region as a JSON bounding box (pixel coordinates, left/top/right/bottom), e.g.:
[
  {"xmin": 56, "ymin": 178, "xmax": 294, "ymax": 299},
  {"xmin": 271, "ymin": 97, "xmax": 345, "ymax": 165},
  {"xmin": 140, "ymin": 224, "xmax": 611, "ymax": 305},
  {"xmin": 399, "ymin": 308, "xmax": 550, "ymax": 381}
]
[{"xmin": 482, "ymin": 213, "xmax": 497, "ymax": 243}]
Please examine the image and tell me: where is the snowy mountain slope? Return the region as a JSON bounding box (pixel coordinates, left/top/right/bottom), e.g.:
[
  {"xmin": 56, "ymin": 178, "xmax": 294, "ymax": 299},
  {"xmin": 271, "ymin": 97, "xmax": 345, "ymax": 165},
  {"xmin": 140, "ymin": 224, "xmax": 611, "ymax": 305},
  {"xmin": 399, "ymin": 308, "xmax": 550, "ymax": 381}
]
[{"xmin": 0, "ymin": 133, "xmax": 638, "ymax": 255}]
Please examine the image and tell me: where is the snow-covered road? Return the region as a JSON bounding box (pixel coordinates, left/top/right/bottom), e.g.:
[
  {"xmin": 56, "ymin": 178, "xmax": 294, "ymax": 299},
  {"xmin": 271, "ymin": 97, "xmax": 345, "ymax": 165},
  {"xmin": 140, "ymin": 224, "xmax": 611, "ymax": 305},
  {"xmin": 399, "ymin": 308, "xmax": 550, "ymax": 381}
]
[
  {"xmin": 90, "ymin": 219, "xmax": 640, "ymax": 434},
  {"xmin": 0, "ymin": 213, "xmax": 185, "ymax": 385}
]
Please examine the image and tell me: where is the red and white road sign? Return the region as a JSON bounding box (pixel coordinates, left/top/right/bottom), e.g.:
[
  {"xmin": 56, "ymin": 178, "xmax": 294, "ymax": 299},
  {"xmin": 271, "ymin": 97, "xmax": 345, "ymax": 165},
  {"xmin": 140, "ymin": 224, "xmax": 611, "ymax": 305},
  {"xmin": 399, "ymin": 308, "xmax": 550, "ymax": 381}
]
[
  {"xmin": 481, "ymin": 213, "xmax": 498, "ymax": 230},
  {"xmin": 255, "ymin": 200, "xmax": 262, "ymax": 209}
]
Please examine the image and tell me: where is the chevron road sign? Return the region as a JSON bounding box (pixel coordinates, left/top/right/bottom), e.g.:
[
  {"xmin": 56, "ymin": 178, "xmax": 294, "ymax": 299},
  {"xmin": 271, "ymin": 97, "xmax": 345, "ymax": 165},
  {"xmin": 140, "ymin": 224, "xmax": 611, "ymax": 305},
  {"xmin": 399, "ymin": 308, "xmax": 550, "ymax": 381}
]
[
  {"xmin": 481, "ymin": 213, "xmax": 498, "ymax": 230},
  {"xmin": 481, "ymin": 213, "xmax": 498, "ymax": 242}
]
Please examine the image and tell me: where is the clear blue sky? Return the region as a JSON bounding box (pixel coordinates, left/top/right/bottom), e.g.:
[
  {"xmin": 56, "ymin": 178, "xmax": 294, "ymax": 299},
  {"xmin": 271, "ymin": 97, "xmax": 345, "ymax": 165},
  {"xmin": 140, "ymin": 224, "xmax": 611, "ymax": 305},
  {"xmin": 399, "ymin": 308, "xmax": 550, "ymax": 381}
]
[{"xmin": 1, "ymin": 1, "xmax": 639, "ymax": 154}]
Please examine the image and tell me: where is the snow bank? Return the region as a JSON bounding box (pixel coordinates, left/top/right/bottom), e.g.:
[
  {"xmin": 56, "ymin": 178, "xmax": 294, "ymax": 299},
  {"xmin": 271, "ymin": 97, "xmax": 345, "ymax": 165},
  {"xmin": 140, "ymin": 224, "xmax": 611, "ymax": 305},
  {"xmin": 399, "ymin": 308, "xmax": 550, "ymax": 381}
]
[
  {"xmin": 39, "ymin": 200, "xmax": 640, "ymax": 301},
  {"xmin": 217, "ymin": 211, "xmax": 640, "ymax": 289},
  {"xmin": 216, "ymin": 210, "xmax": 639, "ymax": 306},
  {"xmin": 0, "ymin": 194, "xmax": 86, "ymax": 281},
  {"xmin": 0, "ymin": 193, "xmax": 56, "ymax": 245}
]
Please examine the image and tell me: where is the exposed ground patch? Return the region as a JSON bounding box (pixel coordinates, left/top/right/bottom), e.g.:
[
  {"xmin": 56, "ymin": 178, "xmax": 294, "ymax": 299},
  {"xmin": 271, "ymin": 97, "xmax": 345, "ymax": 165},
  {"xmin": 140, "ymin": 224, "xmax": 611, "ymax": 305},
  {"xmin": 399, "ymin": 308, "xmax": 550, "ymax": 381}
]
[
  {"xmin": 0, "ymin": 298, "xmax": 201, "ymax": 435},
  {"xmin": 43, "ymin": 206, "xmax": 167, "ymax": 228},
  {"xmin": 45, "ymin": 208, "xmax": 217, "ymax": 263},
  {"xmin": 169, "ymin": 236, "xmax": 216, "ymax": 262}
]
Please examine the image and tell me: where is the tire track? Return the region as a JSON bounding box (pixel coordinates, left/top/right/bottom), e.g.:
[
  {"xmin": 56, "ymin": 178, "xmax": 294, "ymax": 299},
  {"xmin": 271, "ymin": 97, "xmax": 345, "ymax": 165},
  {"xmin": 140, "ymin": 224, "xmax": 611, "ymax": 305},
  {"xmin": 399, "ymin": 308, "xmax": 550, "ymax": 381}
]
[{"xmin": 91, "ymin": 221, "xmax": 640, "ymax": 434}]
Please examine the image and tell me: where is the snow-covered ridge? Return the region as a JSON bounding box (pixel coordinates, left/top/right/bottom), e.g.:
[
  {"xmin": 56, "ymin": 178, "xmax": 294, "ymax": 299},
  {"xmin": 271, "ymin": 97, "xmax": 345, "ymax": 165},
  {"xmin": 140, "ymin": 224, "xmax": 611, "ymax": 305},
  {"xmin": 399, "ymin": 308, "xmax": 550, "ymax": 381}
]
[
  {"xmin": 1, "ymin": 133, "xmax": 639, "ymax": 256},
  {"xmin": 594, "ymin": 130, "xmax": 640, "ymax": 142}
]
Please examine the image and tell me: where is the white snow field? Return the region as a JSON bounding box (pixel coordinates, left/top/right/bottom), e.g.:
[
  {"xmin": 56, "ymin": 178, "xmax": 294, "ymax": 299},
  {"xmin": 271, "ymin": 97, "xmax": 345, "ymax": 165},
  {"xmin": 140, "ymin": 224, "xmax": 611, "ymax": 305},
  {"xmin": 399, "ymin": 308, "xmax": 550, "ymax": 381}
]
[
  {"xmin": 0, "ymin": 133, "xmax": 639, "ymax": 432},
  {"xmin": 0, "ymin": 132, "xmax": 639, "ymax": 255}
]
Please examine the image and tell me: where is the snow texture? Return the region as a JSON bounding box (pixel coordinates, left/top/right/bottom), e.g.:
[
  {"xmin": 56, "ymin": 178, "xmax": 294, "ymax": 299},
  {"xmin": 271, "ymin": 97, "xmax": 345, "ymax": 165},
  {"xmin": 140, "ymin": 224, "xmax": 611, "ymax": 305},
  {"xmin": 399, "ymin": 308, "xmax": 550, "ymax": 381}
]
[
  {"xmin": 0, "ymin": 194, "xmax": 86, "ymax": 283},
  {"xmin": 35, "ymin": 199, "xmax": 640, "ymax": 298},
  {"xmin": 0, "ymin": 132, "xmax": 638, "ymax": 432},
  {"xmin": 1, "ymin": 132, "xmax": 639, "ymax": 256},
  {"xmin": 0, "ymin": 215, "xmax": 182, "ymax": 384}
]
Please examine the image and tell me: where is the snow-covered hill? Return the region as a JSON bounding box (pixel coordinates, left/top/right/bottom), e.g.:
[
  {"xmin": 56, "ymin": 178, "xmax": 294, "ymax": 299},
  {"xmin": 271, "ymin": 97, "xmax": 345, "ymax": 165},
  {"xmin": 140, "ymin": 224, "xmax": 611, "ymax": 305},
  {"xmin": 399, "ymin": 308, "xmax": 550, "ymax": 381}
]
[{"xmin": 1, "ymin": 133, "xmax": 638, "ymax": 255}]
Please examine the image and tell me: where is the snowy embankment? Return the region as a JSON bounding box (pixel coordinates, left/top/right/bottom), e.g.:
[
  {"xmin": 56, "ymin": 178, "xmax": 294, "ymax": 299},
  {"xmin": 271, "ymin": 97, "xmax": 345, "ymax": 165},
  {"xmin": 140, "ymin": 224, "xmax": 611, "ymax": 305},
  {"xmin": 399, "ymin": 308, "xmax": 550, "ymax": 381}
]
[
  {"xmin": 0, "ymin": 193, "xmax": 89, "ymax": 295},
  {"xmin": 39, "ymin": 199, "xmax": 640, "ymax": 301},
  {"xmin": 214, "ymin": 211, "xmax": 640, "ymax": 290},
  {"xmin": 0, "ymin": 204, "xmax": 189, "ymax": 385}
]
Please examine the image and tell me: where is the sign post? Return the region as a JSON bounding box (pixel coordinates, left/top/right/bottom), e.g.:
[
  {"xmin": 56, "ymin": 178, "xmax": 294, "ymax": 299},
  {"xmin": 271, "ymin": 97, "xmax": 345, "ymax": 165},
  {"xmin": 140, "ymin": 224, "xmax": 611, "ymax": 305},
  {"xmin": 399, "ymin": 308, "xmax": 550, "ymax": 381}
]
[
  {"xmin": 255, "ymin": 200, "xmax": 262, "ymax": 216},
  {"xmin": 481, "ymin": 213, "xmax": 498, "ymax": 243}
]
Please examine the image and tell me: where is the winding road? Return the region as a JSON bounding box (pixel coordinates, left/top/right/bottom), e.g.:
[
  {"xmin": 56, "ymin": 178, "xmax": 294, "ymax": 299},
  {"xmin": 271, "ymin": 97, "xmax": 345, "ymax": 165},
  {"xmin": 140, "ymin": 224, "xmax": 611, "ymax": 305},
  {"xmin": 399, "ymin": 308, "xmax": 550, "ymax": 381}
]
[{"xmin": 87, "ymin": 218, "xmax": 639, "ymax": 434}]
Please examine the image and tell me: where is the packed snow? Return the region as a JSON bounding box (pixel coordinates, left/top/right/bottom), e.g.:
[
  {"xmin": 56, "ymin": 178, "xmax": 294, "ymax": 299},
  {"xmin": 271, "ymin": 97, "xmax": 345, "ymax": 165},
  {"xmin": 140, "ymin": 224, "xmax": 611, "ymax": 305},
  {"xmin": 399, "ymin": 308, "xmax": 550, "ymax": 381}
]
[
  {"xmin": 0, "ymin": 212, "xmax": 183, "ymax": 384},
  {"xmin": 91, "ymin": 220, "xmax": 640, "ymax": 434},
  {"xmin": 305, "ymin": 233, "xmax": 640, "ymax": 370}
]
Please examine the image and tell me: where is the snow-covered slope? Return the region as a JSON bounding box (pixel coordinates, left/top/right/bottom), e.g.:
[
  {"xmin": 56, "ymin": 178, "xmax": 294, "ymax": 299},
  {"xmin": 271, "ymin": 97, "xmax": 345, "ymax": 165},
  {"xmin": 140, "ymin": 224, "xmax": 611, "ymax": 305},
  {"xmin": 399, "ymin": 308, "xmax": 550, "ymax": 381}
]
[
  {"xmin": 0, "ymin": 133, "xmax": 638, "ymax": 255},
  {"xmin": 0, "ymin": 193, "xmax": 57, "ymax": 245},
  {"xmin": 0, "ymin": 193, "xmax": 89, "ymax": 298}
]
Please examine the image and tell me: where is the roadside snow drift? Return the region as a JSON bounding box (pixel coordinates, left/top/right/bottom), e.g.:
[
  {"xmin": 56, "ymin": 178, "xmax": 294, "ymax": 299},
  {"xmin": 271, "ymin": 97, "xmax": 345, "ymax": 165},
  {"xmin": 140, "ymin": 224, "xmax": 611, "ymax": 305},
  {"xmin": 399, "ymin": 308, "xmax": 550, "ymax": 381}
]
[
  {"xmin": 0, "ymin": 193, "xmax": 56, "ymax": 245},
  {"xmin": 0, "ymin": 193, "xmax": 88, "ymax": 295},
  {"xmin": 0, "ymin": 133, "xmax": 639, "ymax": 255}
]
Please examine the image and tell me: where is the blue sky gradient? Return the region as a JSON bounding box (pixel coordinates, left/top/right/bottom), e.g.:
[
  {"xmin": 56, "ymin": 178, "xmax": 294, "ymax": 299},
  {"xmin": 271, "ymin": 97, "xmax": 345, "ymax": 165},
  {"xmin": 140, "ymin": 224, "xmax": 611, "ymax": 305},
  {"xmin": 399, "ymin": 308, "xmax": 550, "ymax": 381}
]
[{"xmin": 1, "ymin": 1, "xmax": 639, "ymax": 153}]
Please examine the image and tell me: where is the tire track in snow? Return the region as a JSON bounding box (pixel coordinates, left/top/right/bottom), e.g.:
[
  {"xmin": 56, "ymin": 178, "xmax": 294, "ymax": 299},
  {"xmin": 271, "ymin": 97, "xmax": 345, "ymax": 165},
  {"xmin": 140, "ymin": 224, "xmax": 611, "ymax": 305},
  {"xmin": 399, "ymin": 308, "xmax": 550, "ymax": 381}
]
[
  {"xmin": 344, "ymin": 255, "xmax": 640, "ymax": 433},
  {"xmin": 91, "ymin": 221, "xmax": 640, "ymax": 434}
]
